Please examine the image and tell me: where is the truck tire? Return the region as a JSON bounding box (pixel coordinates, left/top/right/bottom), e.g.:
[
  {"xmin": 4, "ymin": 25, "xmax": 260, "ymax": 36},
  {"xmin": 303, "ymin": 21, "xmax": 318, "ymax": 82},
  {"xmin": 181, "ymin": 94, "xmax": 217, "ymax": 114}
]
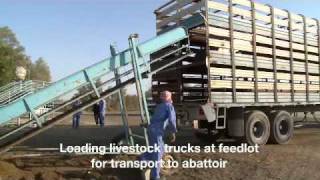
[
  {"xmin": 245, "ymin": 111, "xmax": 270, "ymax": 145},
  {"xmin": 268, "ymin": 111, "xmax": 294, "ymax": 144}
]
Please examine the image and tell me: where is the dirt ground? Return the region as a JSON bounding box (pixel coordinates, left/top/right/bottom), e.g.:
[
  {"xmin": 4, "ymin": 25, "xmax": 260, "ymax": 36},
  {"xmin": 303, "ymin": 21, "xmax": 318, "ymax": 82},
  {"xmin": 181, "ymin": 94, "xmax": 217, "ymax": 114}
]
[{"xmin": 0, "ymin": 114, "xmax": 320, "ymax": 180}]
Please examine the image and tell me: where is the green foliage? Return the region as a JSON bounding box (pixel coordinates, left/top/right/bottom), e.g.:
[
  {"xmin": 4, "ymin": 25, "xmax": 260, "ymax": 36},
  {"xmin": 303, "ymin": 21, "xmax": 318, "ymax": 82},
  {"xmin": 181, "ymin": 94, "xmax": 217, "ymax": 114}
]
[
  {"xmin": 0, "ymin": 27, "xmax": 29, "ymax": 85},
  {"xmin": 0, "ymin": 26, "xmax": 51, "ymax": 86},
  {"xmin": 30, "ymin": 57, "xmax": 51, "ymax": 82},
  {"xmin": 0, "ymin": 41, "xmax": 16, "ymax": 85}
]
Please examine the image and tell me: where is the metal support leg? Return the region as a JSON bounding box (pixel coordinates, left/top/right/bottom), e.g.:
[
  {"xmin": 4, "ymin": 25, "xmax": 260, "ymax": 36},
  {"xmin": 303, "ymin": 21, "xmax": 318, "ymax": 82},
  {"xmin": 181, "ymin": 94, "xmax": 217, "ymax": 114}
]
[
  {"xmin": 110, "ymin": 44, "xmax": 134, "ymax": 145},
  {"xmin": 23, "ymin": 99, "xmax": 42, "ymax": 127},
  {"xmin": 128, "ymin": 34, "xmax": 150, "ymax": 146},
  {"xmin": 84, "ymin": 69, "xmax": 100, "ymax": 98}
]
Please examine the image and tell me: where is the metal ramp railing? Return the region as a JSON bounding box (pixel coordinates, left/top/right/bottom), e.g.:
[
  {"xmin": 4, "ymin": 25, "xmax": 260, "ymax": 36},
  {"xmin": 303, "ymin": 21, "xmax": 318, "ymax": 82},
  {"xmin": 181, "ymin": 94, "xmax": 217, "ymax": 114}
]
[
  {"xmin": 0, "ymin": 81, "xmax": 20, "ymax": 93},
  {"xmin": 0, "ymin": 80, "xmax": 49, "ymax": 106},
  {"xmin": 0, "ymin": 27, "xmax": 193, "ymax": 153}
]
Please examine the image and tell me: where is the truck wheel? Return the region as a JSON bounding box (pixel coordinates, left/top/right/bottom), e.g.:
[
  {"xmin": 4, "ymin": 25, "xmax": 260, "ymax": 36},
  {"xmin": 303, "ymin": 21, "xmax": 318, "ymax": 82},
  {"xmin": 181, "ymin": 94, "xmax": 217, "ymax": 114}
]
[
  {"xmin": 268, "ymin": 111, "xmax": 294, "ymax": 144},
  {"xmin": 245, "ymin": 111, "xmax": 270, "ymax": 145}
]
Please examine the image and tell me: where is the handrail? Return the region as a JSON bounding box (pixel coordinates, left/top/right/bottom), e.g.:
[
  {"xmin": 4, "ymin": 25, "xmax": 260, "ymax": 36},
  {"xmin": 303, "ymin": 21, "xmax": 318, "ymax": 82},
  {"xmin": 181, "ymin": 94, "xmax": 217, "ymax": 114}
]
[{"xmin": 0, "ymin": 80, "xmax": 49, "ymax": 106}]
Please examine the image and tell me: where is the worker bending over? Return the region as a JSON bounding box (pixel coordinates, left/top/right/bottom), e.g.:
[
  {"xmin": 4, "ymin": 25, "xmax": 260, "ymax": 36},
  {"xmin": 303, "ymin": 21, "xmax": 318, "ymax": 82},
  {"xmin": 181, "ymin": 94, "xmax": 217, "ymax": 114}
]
[{"xmin": 140, "ymin": 91, "xmax": 177, "ymax": 180}]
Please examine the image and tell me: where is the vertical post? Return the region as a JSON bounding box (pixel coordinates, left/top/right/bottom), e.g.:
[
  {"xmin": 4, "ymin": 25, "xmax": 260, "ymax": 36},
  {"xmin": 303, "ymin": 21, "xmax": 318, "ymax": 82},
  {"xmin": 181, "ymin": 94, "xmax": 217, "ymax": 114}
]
[
  {"xmin": 205, "ymin": 0, "xmax": 212, "ymax": 103},
  {"xmin": 83, "ymin": 70, "xmax": 100, "ymax": 98},
  {"xmin": 23, "ymin": 99, "xmax": 42, "ymax": 127},
  {"xmin": 269, "ymin": 5, "xmax": 278, "ymax": 103},
  {"xmin": 302, "ymin": 15, "xmax": 310, "ymax": 102},
  {"xmin": 287, "ymin": 10, "xmax": 295, "ymax": 102},
  {"xmin": 110, "ymin": 44, "xmax": 133, "ymax": 145},
  {"xmin": 128, "ymin": 34, "xmax": 150, "ymax": 146},
  {"xmin": 315, "ymin": 18, "xmax": 320, "ymax": 101},
  {"xmin": 176, "ymin": 3, "xmax": 183, "ymax": 104},
  {"xmin": 229, "ymin": 0, "xmax": 237, "ymax": 103},
  {"xmin": 251, "ymin": 0, "xmax": 258, "ymax": 103}
]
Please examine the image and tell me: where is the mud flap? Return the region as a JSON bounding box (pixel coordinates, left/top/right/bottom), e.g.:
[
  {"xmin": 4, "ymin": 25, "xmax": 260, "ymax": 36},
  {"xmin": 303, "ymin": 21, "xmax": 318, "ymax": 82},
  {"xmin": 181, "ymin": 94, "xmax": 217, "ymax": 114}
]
[{"xmin": 227, "ymin": 107, "xmax": 244, "ymax": 137}]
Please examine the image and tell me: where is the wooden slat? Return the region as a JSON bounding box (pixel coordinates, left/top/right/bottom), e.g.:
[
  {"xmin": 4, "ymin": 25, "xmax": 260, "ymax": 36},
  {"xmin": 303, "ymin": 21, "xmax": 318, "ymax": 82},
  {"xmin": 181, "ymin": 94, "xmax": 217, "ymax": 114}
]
[
  {"xmin": 306, "ymin": 18, "xmax": 318, "ymax": 26},
  {"xmin": 291, "ymin": 14, "xmax": 303, "ymax": 22},
  {"xmin": 233, "ymin": 0, "xmax": 251, "ymax": 7},
  {"xmin": 208, "ymin": 1, "xmax": 228, "ymax": 12},
  {"xmin": 254, "ymin": 3, "xmax": 270, "ymax": 14},
  {"xmin": 274, "ymin": 8, "xmax": 288, "ymax": 18},
  {"xmin": 211, "ymin": 80, "xmax": 254, "ymax": 89}
]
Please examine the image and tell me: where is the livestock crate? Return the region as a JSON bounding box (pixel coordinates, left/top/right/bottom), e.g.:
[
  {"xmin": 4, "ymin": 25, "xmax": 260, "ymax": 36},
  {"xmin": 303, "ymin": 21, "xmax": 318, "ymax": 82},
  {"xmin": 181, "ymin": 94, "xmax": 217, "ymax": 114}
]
[{"xmin": 152, "ymin": 0, "xmax": 320, "ymax": 106}]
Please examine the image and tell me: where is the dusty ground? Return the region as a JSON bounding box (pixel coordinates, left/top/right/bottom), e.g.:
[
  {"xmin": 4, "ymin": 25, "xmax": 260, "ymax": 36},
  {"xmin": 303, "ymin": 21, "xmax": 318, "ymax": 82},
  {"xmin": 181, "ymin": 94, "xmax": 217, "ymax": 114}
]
[{"xmin": 0, "ymin": 114, "xmax": 320, "ymax": 180}]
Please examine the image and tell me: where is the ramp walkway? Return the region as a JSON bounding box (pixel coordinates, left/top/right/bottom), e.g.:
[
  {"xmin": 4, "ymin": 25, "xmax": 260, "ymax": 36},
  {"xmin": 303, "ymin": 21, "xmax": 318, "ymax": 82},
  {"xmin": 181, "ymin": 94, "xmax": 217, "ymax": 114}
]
[{"xmin": 0, "ymin": 27, "xmax": 194, "ymax": 153}]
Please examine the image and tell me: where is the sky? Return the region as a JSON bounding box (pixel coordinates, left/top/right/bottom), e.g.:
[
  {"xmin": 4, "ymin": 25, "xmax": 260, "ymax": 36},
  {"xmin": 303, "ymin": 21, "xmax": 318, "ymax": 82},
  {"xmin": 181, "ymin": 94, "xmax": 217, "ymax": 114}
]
[{"xmin": 0, "ymin": 0, "xmax": 320, "ymax": 89}]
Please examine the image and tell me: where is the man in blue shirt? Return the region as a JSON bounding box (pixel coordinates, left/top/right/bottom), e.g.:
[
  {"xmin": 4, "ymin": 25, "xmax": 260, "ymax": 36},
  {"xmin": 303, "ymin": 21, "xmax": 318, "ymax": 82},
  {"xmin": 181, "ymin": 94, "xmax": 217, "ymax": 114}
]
[{"xmin": 140, "ymin": 91, "xmax": 177, "ymax": 180}]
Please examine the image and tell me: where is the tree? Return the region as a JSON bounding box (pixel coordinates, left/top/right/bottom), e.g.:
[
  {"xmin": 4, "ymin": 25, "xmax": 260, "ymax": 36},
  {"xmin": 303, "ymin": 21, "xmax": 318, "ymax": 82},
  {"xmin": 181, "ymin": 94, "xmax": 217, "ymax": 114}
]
[
  {"xmin": 0, "ymin": 26, "xmax": 52, "ymax": 86},
  {"xmin": 30, "ymin": 57, "xmax": 51, "ymax": 82},
  {"xmin": 0, "ymin": 26, "xmax": 22, "ymax": 50},
  {"xmin": 0, "ymin": 41, "xmax": 16, "ymax": 85},
  {"xmin": 0, "ymin": 27, "xmax": 29, "ymax": 85}
]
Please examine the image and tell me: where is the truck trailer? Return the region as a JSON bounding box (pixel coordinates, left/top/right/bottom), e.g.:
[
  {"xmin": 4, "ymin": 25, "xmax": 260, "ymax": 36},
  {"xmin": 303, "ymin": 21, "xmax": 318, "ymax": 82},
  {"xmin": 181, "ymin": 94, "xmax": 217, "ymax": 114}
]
[{"xmin": 152, "ymin": 0, "xmax": 320, "ymax": 145}]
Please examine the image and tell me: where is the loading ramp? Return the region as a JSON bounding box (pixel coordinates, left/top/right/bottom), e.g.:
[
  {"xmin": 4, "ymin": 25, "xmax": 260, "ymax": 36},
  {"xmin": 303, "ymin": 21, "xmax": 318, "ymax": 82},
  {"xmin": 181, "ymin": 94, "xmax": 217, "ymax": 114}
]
[{"xmin": 0, "ymin": 27, "xmax": 194, "ymax": 154}]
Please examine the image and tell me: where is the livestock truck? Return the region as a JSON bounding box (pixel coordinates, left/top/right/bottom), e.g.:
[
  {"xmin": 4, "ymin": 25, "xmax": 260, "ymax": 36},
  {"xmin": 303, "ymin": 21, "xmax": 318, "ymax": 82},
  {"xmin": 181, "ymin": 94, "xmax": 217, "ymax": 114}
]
[{"xmin": 151, "ymin": 0, "xmax": 320, "ymax": 145}]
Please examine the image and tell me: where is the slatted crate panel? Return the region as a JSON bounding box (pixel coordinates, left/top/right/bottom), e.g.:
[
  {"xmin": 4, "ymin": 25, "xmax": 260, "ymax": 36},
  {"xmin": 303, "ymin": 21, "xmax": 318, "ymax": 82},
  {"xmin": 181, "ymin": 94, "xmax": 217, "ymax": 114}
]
[
  {"xmin": 207, "ymin": 0, "xmax": 319, "ymax": 36},
  {"xmin": 211, "ymin": 92, "xmax": 320, "ymax": 103},
  {"xmin": 153, "ymin": 0, "xmax": 320, "ymax": 104},
  {"xmin": 207, "ymin": 0, "xmax": 320, "ymax": 104},
  {"xmin": 208, "ymin": 14, "xmax": 318, "ymax": 47},
  {"xmin": 206, "ymin": 0, "xmax": 320, "ymax": 81}
]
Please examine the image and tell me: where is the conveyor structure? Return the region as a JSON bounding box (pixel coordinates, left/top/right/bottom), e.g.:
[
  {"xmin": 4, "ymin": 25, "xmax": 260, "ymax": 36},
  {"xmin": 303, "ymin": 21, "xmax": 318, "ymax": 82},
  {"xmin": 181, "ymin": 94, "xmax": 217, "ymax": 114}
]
[{"xmin": 0, "ymin": 27, "xmax": 195, "ymax": 153}]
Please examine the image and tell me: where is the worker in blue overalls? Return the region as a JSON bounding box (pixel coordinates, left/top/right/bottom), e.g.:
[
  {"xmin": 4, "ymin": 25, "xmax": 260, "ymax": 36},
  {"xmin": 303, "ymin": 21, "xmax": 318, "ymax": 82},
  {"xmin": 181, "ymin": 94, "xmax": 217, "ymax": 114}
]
[
  {"xmin": 140, "ymin": 91, "xmax": 177, "ymax": 180},
  {"xmin": 98, "ymin": 99, "xmax": 106, "ymax": 127},
  {"xmin": 72, "ymin": 100, "xmax": 82, "ymax": 128}
]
